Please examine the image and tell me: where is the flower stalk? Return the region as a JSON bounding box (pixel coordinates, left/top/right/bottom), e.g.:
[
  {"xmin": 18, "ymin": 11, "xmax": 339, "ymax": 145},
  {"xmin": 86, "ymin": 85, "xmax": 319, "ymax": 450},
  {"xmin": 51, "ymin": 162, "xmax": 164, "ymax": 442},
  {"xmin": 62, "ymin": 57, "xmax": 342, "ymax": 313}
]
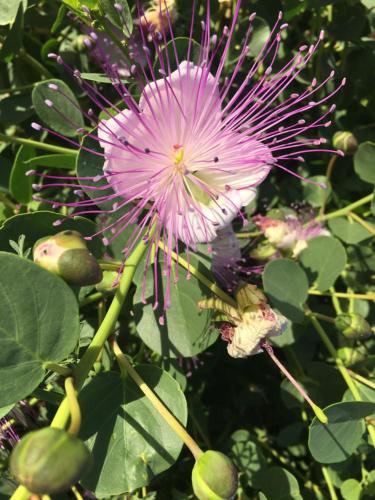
[{"xmin": 110, "ymin": 337, "xmax": 203, "ymax": 460}]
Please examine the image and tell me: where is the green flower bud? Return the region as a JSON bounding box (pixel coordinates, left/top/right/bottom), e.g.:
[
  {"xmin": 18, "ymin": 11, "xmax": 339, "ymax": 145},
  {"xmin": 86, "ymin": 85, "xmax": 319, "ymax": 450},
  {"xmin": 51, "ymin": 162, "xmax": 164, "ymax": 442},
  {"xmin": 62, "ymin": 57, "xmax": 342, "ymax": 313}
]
[
  {"xmin": 332, "ymin": 131, "xmax": 358, "ymax": 155},
  {"xmin": 335, "ymin": 313, "xmax": 372, "ymax": 340},
  {"xmin": 249, "ymin": 241, "xmax": 278, "ymax": 261},
  {"xmin": 192, "ymin": 451, "xmax": 238, "ymax": 500},
  {"xmin": 9, "ymin": 428, "xmax": 93, "ymax": 494},
  {"xmin": 33, "ymin": 230, "xmax": 102, "ymax": 286},
  {"xmin": 337, "ymin": 346, "xmax": 366, "ymax": 366}
]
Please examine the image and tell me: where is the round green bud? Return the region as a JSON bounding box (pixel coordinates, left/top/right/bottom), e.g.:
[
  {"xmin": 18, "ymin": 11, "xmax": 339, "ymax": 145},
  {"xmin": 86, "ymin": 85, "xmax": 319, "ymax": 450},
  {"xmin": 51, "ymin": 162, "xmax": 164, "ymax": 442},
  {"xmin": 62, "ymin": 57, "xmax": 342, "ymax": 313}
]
[
  {"xmin": 337, "ymin": 346, "xmax": 366, "ymax": 366},
  {"xmin": 332, "ymin": 131, "xmax": 358, "ymax": 155},
  {"xmin": 335, "ymin": 313, "xmax": 372, "ymax": 340},
  {"xmin": 249, "ymin": 241, "xmax": 278, "ymax": 261},
  {"xmin": 9, "ymin": 428, "xmax": 93, "ymax": 494},
  {"xmin": 192, "ymin": 450, "xmax": 238, "ymax": 500},
  {"xmin": 33, "ymin": 230, "xmax": 102, "ymax": 286}
]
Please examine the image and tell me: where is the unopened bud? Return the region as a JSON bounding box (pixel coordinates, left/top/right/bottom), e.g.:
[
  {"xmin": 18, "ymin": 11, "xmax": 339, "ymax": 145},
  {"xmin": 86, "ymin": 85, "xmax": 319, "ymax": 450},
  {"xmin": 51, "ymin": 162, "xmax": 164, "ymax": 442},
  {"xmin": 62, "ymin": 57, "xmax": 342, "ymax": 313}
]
[
  {"xmin": 335, "ymin": 313, "xmax": 372, "ymax": 340},
  {"xmin": 192, "ymin": 450, "xmax": 238, "ymax": 500},
  {"xmin": 249, "ymin": 241, "xmax": 278, "ymax": 261},
  {"xmin": 10, "ymin": 428, "xmax": 92, "ymax": 494},
  {"xmin": 332, "ymin": 131, "xmax": 358, "ymax": 155},
  {"xmin": 33, "ymin": 230, "xmax": 102, "ymax": 286}
]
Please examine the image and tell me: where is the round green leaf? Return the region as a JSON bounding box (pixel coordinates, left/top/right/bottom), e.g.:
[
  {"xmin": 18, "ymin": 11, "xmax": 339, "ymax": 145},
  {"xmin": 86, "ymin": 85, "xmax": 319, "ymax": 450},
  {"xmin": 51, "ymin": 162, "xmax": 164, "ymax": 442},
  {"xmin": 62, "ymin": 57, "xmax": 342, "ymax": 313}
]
[
  {"xmin": 299, "ymin": 236, "xmax": 347, "ymax": 292},
  {"xmin": 0, "ymin": 0, "xmax": 26, "ymax": 25},
  {"xmin": 262, "ymin": 259, "xmax": 309, "ymax": 323},
  {"xmin": 303, "ymin": 176, "xmax": 331, "ymax": 208},
  {"xmin": 308, "ymin": 401, "xmax": 375, "ymax": 463},
  {"xmin": 0, "ymin": 252, "xmax": 79, "ymax": 407},
  {"xmin": 255, "ymin": 466, "xmax": 303, "ymax": 500},
  {"xmin": 354, "ymin": 142, "xmax": 375, "ymax": 184},
  {"xmin": 328, "ymin": 217, "xmax": 372, "ymax": 244},
  {"xmin": 9, "ymin": 145, "xmax": 35, "ymax": 204},
  {"xmin": 134, "ymin": 257, "xmax": 219, "ymax": 358},
  {"xmin": 79, "ymin": 367, "xmax": 187, "ymax": 496},
  {"xmin": 32, "ymin": 79, "xmax": 84, "ymax": 137},
  {"xmin": 340, "ymin": 479, "xmax": 361, "ymax": 500},
  {"xmin": 0, "ymin": 211, "xmax": 103, "ymax": 257}
]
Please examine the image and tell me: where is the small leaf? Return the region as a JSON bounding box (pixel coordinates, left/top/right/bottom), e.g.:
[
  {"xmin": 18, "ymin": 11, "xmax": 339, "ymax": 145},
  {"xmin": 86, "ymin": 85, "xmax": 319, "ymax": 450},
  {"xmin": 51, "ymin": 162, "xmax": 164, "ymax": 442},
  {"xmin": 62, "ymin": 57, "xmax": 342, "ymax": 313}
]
[
  {"xmin": 308, "ymin": 401, "xmax": 375, "ymax": 463},
  {"xmin": 328, "ymin": 217, "xmax": 372, "ymax": 244},
  {"xmin": 303, "ymin": 176, "xmax": 331, "ymax": 208},
  {"xmin": 79, "ymin": 368, "xmax": 187, "ymax": 496},
  {"xmin": 0, "ymin": 0, "xmax": 26, "ymax": 25},
  {"xmin": 9, "ymin": 145, "xmax": 35, "ymax": 204},
  {"xmin": 354, "ymin": 142, "xmax": 375, "ymax": 184},
  {"xmin": 229, "ymin": 429, "xmax": 267, "ymax": 485},
  {"xmin": 32, "ymin": 79, "xmax": 84, "ymax": 137},
  {"xmin": 299, "ymin": 236, "xmax": 347, "ymax": 292},
  {"xmin": 0, "ymin": 252, "xmax": 79, "ymax": 407},
  {"xmin": 24, "ymin": 154, "xmax": 76, "ymax": 170},
  {"xmin": 98, "ymin": 0, "xmax": 133, "ymax": 36},
  {"xmin": 248, "ymin": 17, "xmax": 270, "ymax": 58},
  {"xmin": 255, "ymin": 466, "xmax": 303, "ymax": 500},
  {"xmin": 340, "ymin": 479, "xmax": 362, "ymax": 500},
  {"xmin": 262, "ymin": 259, "xmax": 309, "ymax": 323}
]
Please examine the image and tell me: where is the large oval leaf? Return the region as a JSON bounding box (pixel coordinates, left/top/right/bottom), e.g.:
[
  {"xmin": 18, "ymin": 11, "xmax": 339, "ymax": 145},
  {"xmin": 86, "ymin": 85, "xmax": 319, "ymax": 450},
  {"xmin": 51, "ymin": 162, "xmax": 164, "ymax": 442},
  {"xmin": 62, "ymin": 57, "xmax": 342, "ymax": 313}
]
[
  {"xmin": 354, "ymin": 142, "xmax": 375, "ymax": 184},
  {"xmin": 0, "ymin": 252, "xmax": 79, "ymax": 406},
  {"xmin": 32, "ymin": 79, "xmax": 84, "ymax": 137},
  {"xmin": 308, "ymin": 401, "xmax": 375, "ymax": 463},
  {"xmin": 262, "ymin": 259, "xmax": 309, "ymax": 323},
  {"xmin": 299, "ymin": 236, "xmax": 347, "ymax": 292},
  {"xmin": 79, "ymin": 367, "xmax": 187, "ymax": 496},
  {"xmin": 9, "ymin": 145, "xmax": 35, "ymax": 204}
]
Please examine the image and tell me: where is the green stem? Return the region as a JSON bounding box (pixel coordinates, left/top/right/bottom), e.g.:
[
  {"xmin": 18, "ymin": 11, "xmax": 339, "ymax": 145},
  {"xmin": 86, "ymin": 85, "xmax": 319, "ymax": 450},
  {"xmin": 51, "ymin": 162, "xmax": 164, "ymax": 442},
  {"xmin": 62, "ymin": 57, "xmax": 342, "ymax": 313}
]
[
  {"xmin": 330, "ymin": 287, "xmax": 343, "ymax": 315},
  {"xmin": 307, "ymin": 310, "xmax": 375, "ymax": 446},
  {"xmin": 158, "ymin": 241, "xmax": 237, "ymax": 307},
  {"xmin": 321, "ymin": 466, "xmax": 338, "ymax": 500},
  {"xmin": 10, "ymin": 236, "xmax": 149, "ymax": 500},
  {"xmin": 312, "ymin": 312, "xmax": 336, "ymax": 324},
  {"xmin": 316, "ymin": 194, "xmax": 373, "ymax": 222},
  {"xmin": 79, "ymin": 291, "xmax": 104, "ymax": 307},
  {"xmin": 64, "ymin": 377, "xmax": 81, "ymax": 436},
  {"xmin": 309, "ymin": 289, "xmax": 375, "ymax": 301},
  {"xmin": 42, "ymin": 362, "xmax": 72, "ymax": 377},
  {"xmin": 348, "ymin": 211, "xmax": 375, "ymax": 237},
  {"xmin": 0, "ymin": 81, "xmax": 45, "ymax": 95},
  {"xmin": 0, "ymin": 133, "xmax": 78, "ymax": 155},
  {"xmin": 111, "ymin": 338, "xmax": 203, "ymax": 460}
]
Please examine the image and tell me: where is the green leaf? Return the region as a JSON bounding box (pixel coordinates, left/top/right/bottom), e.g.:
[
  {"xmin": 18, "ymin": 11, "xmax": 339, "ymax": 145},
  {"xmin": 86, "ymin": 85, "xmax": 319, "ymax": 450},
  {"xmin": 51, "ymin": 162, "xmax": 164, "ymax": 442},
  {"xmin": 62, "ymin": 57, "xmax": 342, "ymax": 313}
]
[
  {"xmin": 248, "ymin": 17, "xmax": 270, "ymax": 58},
  {"xmin": 308, "ymin": 401, "xmax": 375, "ymax": 463},
  {"xmin": 79, "ymin": 368, "xmax": 187, "ymax": 496},
  {"xmin": 80, "ymin": 72, "xmax": 128, "ymax": 84},
  {"xmin": 229, "ymin": 429, "xmax": 267, "ymax": 485},
  {"xmin": 299, "ymin": 236, "xmax": 347, "ymax": 292},
  {"xmin": 340, "ymin": 479, "xmax": 362, "ymax": 500},
  {"xmin": 32, "ymin": 79, "xmax": 84, "ymax": 137},
  {"xmin": 0, "ymin": 1, "xmax": 23, "ymax": 62},
  {"xmin": 0, "ymin": 252, "xmax": 79, "ymax": 407},
  {"xmin": 262, "ymin": 259, "xmax": 309, "ymax": 323},
  {"xmin": 255, "ymin": 466, "xmax": 303, "ymax": 500},
  {"xmin": 0, "ymin": 403, "xmax": 14, "ymax": 418},
  {"xmin": 354, "ymin": 142, "xmax": 375, "ymax": 184},
  {"xmin": 24, "ymin": 153, "xmax": 76, "ymax": 170},
  {"xmin": 0, "ymin": 94, "xmax": 33, "ymax": 126},
  {"xmin": 0, "ymin": 211, "xmax": 103, "ymax": 257},
  {"xmin": 328, "ymin": 217, "xmax": 372, "ymax": 244},
  {"xmin": 98, "ymin": 0, "xmax": 133, "ymax": 36},
  {"xmin": 303, "ymin": 176, "xmax": 331, "ymax": 208},
  {"xmin": 134, "ymin": 257, "xmax": 219, "ymax": 358},
  {"xmin": 9, "ymin": 145, "xmax": 35, "ymax": 204},
  {"xmin": 0, "ymin": 0, "xmax": 26, "ymax": 25}
]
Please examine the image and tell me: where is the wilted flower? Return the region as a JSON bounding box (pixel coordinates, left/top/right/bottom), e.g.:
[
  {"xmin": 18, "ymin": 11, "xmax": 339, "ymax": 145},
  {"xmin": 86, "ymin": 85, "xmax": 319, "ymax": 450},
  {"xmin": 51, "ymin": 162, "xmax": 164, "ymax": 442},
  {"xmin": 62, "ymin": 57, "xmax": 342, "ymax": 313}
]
[
  {"xmin": 30, "ymin": 1, "xmax": 343, "ymax": 311},
  {"xmin": 254, "ymin": 211, "xmax": 329, "ymax": 257},
  {"xmin": 199, "ymin": 283, "xmax": 288, "ymax": 357}
]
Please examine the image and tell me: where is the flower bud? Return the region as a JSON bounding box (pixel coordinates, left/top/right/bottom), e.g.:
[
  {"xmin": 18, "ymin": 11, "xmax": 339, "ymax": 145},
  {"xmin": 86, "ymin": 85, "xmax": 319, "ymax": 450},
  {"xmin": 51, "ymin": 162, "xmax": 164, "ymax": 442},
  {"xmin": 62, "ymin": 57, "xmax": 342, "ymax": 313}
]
[
  {"xmin": 192, "ymin": 450, "xmax": 238, "ymax": 500},
  {"xmin": 332, "ymin": 131, "xmax": 358, "ymax": 155},
  {"xmin": 33, "ymin": 230, "xmax": 102, "ymax": 286},
  {"xmin": 249, "ymin": 241, "xmax": 278, "ymax": 261},
  {"xmin": 337, "ymin": 346, "xmax": 366, "ymax": 366},
  {"xmin": 335, "ymin": 313, "xmax": 372, "ymax": 340},
  {"xmin": 9, "ymin": 428, "xmax": 93, "ymax": 494}
]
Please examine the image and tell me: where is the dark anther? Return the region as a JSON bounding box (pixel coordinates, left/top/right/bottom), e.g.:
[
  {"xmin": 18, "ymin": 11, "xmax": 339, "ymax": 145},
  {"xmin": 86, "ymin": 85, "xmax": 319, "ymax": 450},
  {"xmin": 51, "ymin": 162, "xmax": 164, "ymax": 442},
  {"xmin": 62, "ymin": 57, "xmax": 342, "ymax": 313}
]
[
  {"xmin": 214, "ymin": 156, "xmax": 219, "ymax": 162},
  {"xmin": 145, "ymin": 148, "xmax": 150, "ymax": 153}
]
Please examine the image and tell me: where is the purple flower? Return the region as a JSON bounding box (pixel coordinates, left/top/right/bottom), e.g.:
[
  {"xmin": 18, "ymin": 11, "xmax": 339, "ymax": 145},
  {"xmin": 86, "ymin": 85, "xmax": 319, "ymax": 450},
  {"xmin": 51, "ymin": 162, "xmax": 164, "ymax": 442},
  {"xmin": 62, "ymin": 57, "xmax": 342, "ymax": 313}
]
[{"xmin": 32, "ymin": 1, "xmax": 343, "ymax": 310}]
